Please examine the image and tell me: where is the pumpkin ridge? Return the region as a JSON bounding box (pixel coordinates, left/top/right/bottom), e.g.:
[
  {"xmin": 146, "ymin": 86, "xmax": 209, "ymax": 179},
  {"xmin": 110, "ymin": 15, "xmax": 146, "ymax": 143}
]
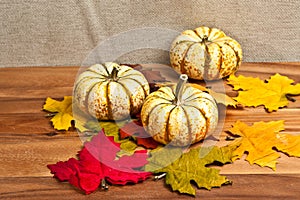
[
  {"xmin": 182, "ymin": 91, "xmax": 204, "ymax": 102},
  {"xmin": 203, "ymin": 45, "xmax": 212, "ymax": 80},
  {"xmin": 86, "ymin": 69, "xmax": 108, "ymax": 78},
  {"xmin": 179, "ymin": 42, "xmax": 198, "ymax": 75},
  {"xmin": 171, "ymin": 40, "xmax": 195, "ymax": 51},
  {"xmin": 73, "ymin": 76, "xmax": 104, "ymax": 98},
  {"xmin": 115, "ymin": 81, "xmax": 134, "ymax": 114},
  {"xmin": 193, "ymin": 27, "xmax": 212, "ymax": 42},
  {"xmin": 207, "ymin": 27, "xmax": 213, "ymax": 40},
  {"xmin": 182, "ymin": 104, "xmax": 209, "ymax": 135},
  {"xmin": 165, "ymin": 106, "xmax": 177, "ymax": 144},
  {"xmin": 144, "ymin": 102, "xmax": 173, "ymax": 128},
  {"xmin": 102, "ymin": 63, "xmax": 113, "ymax": 76},
  {"xmin": 224, "ymin": 41, "xmax": 241, "ymax": 69},
  {"xmin": 157, "ymin": 87, "xmax": 175, "ymax": 100},
  {"xmin": 148, "ymin": 95, "xmax": 173, "ymax": 102},
  {"xmin": 192, "ymin": 29, "xmax": 202, "ymax": 40},
  {"xmin": 185, "ymin": 94, "xmax": 217, "ymax": 107},
  {"xmin": 217, "ymin": 43, "xmax": 224, "ymax": 77},
  {"xmin": 74, "ymin": 77, "xmax": 106, "ymax": 93},
  {"xmin": 115, "ymin": 67, "xmax": 132, "ymax": 77},
  {"xmin": 84, "ymin": 81, "xmax": 105, "ymax": 115},
  {"xmin": 181, "ymin": 106, "xmax": 192, "ymax": 145},
  {"xmin": 120, "ymin": 77, "xmax": 149, "ymax": 98},
  {"xmin": 105, "ymin": 81, "xmax": 113, "ymax": 120},
  {"xmin": 207, "ymin": 41, "xmax": 224, "ymax": 78}
]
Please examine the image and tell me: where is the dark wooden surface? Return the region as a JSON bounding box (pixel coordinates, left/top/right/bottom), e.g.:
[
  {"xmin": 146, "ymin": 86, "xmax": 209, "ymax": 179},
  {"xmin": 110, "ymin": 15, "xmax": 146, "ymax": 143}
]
[{"xmin": 0, "ymin": 63, "xmax": 300, "ymax": 199}]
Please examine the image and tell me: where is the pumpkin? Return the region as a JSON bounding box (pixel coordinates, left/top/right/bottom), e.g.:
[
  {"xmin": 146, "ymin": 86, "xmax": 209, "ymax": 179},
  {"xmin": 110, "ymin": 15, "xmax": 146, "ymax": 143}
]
[
  {"xmin": 74, "ymin": 62, "xmax": 150, "ymax": 120},
  {"xmin": 170, "ymin": 26, "xmax": 242, "ymax": 80},
  {"xmin": 141, "ymin": 74, "xmax": 218, "ymax": 146}
]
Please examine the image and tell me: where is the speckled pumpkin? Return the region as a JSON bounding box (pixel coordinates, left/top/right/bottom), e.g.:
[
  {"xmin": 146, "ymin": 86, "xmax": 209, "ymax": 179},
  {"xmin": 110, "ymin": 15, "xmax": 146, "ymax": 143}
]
[
  {"xmin": 141, "ymin": 74, "xmax": 218, "ymax": 146},
  {"xmin": 170, "ymin": 26, "xmax": 242, "ymax": 80},
  {"xmin": 74, "ymin": 62, "xmax": 150, "ymax": 120}
]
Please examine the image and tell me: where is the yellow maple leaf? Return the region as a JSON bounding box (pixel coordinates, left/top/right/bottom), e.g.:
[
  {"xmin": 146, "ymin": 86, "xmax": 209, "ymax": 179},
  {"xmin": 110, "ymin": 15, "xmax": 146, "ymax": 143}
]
[
  {"xmin": 227, "ymin": 73, "xmax": 300, "ymax": 112},
  {"xmin": 276, "ymin": 133, "xmax": 300, "ymax": 157},
  {"xmin": 228, "ymin": 120, "xmax": 300, "ymax": 170},
  {"xmin": 189, "ymin": 83, "xmax": 237, "ymax": 107},
  {"xmin": 43, "ymin": 96, "xmax": 87, "ymax": 132}
]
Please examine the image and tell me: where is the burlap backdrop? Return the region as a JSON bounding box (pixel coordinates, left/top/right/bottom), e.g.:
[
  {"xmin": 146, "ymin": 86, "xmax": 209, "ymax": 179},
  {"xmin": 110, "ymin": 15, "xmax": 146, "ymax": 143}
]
[{"xmin": 0, "ymin": 0, "xmax": 299, "ymax": 67}]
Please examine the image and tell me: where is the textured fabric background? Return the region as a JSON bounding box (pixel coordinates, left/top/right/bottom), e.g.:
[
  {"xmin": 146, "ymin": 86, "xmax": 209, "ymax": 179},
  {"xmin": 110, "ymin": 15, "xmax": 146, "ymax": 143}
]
[{"xmin": 0, "ymin": 0, "xmax": 299, "ymax": 67}]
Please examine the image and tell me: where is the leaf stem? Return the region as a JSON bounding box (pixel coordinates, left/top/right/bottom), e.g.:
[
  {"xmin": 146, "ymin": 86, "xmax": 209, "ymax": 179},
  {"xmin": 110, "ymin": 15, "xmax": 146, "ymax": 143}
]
[
  {"xmin": 154, "ymin": 173, "xmax": 167, "ymax": 180},
  {"xmin": 101, "ymin": 179, "xmax": 109, "ymax": 190},
  {"xmin": 286, "ymin": 94, "xmax": 296, "ymax": 102}
]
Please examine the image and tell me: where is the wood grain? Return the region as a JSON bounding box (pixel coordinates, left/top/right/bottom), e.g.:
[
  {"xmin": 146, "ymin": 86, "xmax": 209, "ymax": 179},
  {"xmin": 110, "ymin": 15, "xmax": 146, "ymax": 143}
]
[
  {"xmin": 0, "ymin": 175, "xmax": 299, "ymax": 199},
  {"xmin": 0, "ymin": 63, "xmax": 299, "ymax": 199}
]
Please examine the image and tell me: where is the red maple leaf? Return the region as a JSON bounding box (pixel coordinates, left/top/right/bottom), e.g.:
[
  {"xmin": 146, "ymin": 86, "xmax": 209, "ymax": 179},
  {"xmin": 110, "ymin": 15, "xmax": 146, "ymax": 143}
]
[
  {"xmin": 120, "ymin": 120, "xmax": 159, "ymax": 149},
  {"xmin": 47, "ymin": 130, "xmax": 152, "ymax": 194}
]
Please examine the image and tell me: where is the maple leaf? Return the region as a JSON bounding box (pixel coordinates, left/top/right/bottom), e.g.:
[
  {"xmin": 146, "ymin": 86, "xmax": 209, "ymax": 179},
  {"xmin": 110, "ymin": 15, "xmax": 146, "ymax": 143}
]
[
  {"xmin": 130, "ymin": 64, "xmax": 167, "ymax": 92},
  {"xmin": 120, "ymin": 120, "xmax": 160, "ymax": 149},
  {"xmin": 276, "ymin": 133, "xmax": 300, "ymax": 157},
  {"xmin": 43, "ymin": 96, "xmax": 73, "ymax": 130},
  {"xmin": 48, "ymin": 130, "xmax": 152, "ymax": 194},
  {"xmin": 189, "ymin": 83, "xmax": 237, "ymax": 107},
  {"xmin": 43, "ymin": 96, "xmax": 87, "ymax": 132},
  {"xmin": 85, "ymin": 120, "xmax": 140, "ymax": 154},
  {"xmin": 228, "ymin": 120, "xmax": 300, "ymax": 170},
  {"xmin": 227, "ymin": 73, "xmax": 300, "ymax": 111},
  {"xmin": 145, "ymin": 145, "xmax": 236, "ymax": 196}
]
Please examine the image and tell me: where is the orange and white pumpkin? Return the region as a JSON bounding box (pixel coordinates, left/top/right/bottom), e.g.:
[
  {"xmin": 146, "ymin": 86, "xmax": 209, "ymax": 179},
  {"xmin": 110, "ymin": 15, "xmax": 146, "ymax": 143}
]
[
  {"xmin": 74, "ymin": 62, "xmax": 150, "ymax": 120},
  {"xmin": 170, "ymin": 26, "xmax": 242, "ymax": 80},
  {"xmin": 141, "ymin": 74, "xmax": 218, "ymax": 146}
]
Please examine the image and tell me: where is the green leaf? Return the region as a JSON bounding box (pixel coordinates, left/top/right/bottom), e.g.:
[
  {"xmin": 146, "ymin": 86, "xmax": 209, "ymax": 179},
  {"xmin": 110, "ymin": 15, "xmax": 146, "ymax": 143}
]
[{"xmin": 145, "ymin": 145, "xmax": 237, "ymax": 196}]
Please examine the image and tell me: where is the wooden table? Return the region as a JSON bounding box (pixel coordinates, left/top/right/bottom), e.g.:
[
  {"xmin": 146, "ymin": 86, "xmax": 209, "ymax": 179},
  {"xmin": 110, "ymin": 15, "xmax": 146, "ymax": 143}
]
[{"xmin": 0, "ymin": 63, "xmax": 299, "ymax": 199}]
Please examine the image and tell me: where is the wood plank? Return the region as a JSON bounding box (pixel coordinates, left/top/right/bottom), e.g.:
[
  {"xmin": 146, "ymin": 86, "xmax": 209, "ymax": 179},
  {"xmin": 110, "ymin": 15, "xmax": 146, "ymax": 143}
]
[
  {"xmin": 0, "ymin": 135, "xmax": 82, "ymax": 177},
  {"xmin": 0, "ymin": 67, "xmax": 78, "ymax": 99},
  {"xmin": 0, "ymin": 114, "xmax": 60, "ymax": 134},
  {"xmin": 0, "ymin": 174, "xmax": 299, "ymax": 199}
]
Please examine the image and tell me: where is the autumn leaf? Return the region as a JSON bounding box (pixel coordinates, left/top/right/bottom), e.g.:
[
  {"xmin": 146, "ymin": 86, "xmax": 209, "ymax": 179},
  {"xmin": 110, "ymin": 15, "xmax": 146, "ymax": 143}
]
[
  {"xmin": 120, "ymin": 120, "xmax": 160, "ymax": 149},
  {"xmin": 227, "ymin": 73, "xmax": 300, "ymax": 111},
  {"xmin": 84, "ymin": 120, "xmax": 140, "ymax": 153},
  {"xmin": 130, "ymin": 64, "xmax": 167, "ymax": 92},
  {"xmin": 189, "ymin": 83, "xmax": 238, "ymax": 107},
  {"xmin": 48, "ymin": 129, "xmax": 152, "ymax": 194},
  {"xmin": 228, "ymin": 120, "xmax": 300, "ymax": 170},
  {"xmin": 276, "ymin": 133, "xmax": 300, "ymax": 157},
  {"xmin": 208, "ymin": 89, "xmax": 238, "ymax": 107},
  {"xmin": 43, "ymin": 96, "xmax": 73, "ymax": 130},
  {"xmin": 145, "ymin": 145, "xmax": 237, "ymax": 196},
  {"xmin": 43, "ymin": 96, "xmax": 89, "ymax": 132}
]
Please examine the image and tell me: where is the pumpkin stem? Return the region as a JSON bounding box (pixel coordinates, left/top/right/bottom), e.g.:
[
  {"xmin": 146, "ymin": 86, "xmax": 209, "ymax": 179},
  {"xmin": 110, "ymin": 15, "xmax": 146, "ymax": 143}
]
[
  {"xmin": 175, "ymin": 74, "xmax": 188, "ymax": 105},
  {"xmin": 110, "ymin": 66, "xmax": 119, "ymax": 81}
]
